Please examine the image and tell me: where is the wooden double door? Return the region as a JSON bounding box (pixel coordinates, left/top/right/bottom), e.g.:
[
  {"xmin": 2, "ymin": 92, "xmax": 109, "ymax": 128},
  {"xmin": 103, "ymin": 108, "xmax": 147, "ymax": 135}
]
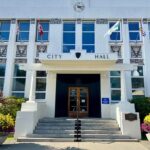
[{"xmin": 68, "ymin": 87, "xmax": 89, "ymax": 118}]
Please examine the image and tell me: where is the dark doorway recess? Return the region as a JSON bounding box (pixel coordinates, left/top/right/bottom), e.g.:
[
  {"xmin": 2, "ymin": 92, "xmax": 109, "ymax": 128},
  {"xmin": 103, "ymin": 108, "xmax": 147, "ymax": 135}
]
[{"xmin": 55, "ymin": 74, "xmax": 101, "ymax": 118}]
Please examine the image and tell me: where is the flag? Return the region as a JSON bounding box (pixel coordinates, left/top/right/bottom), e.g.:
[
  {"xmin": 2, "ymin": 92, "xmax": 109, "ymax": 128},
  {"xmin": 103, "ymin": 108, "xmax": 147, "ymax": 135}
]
[
  {"xmin": 104, "ymin": 21, "xmax": 120, "ymax": 37},
  {"xmin": 38, "ymin": 21, "xmax": 44, "ymax": 36},
  {"xmin": 139, "ymin": 21, "xmax": 146, "ymax": 37}
]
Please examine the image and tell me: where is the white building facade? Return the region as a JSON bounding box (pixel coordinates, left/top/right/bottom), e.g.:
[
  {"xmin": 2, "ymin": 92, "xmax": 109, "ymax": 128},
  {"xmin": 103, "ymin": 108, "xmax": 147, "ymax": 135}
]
[{"xmin": 0, "ymin": 0, "xmax": 149, "ymax": 139}]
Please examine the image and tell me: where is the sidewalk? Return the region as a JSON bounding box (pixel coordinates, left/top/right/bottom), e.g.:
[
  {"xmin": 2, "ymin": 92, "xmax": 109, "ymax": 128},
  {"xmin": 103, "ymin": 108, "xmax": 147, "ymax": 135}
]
[{"xmin": 0, "ymin": 140, "xmax": 149, "ymax": 150}]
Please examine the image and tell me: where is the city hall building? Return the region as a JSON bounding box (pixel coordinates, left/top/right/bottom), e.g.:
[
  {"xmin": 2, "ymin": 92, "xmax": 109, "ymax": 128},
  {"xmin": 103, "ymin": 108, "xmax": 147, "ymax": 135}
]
[{"xmin": 0, "ymin": 0, "xmax": 149, "ymax": 140}]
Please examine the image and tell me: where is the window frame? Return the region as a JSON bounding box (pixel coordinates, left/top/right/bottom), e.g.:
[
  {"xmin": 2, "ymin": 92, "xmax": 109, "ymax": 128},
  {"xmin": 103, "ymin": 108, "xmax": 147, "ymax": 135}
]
[
  {"xmin": 128, "ymin": 21, "xmax": 141, "ymax": 42},
  {"xmin": 82, "ymin": 21, "xmax": 95, "ymax": 53},
  {"xmin": 16, "ymin": 20, "xmax": 30, "ymax": 42},
  {"xmin": 108, "ymin": 21, "xmax": 122, "ymax": 42},
  {"xmin": 62, "ymin": 21, "xmax": 76, "ymax": 53}
]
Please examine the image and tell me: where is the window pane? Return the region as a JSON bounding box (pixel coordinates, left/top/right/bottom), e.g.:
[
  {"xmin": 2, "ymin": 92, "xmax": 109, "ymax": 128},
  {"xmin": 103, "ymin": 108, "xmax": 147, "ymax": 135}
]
[
  {"xmin": 129, "ymin": 22, "xmax": 139, "ymax": 31},
  {"xmin": 37, "ymin": 32, "xmax": 48, "ymax": 41},
  {"xmin": 12, "ymin": 92, "xmax": 24, "ymax": 98},
  {"xmin": 82, "ymin": 23, "xmax": 94, "ymax": 31},
  {"xmin": 110, "ymin": 71, "xmax": 120, "ymax": 76},
  {"xmin": 111, "ymin": 78, "xmax": 121, "ymax": 88},
  {"xmin": 132, "ymin": 78, "xmax": 144, "ymax": 88},
  {"xmin": 0, "ymin": 32, "xmax": 10, "ymax": 41},
  {"xmin": 132, "ymin": 90, "xmax": 145, "ymax": 98},
  {"xmin": 40, "ymin": 22, "xmax": 49, "ymax": 31},
  {"xmin": 82, "ymin": 45, "xmax": 95, "ymax": 53},
  {"xmin": 110, "ymin": 32, "xmax": 120, "ymax": 40},
  {"xmin": 35, "ymin": 93, "xmax": 45, "ymax": 99},
  {"xmin": 36, "ymin": 71, "xmax": 46, "ymax": 77},
  {"xmin": 63, "ymin": 45, "xmax": 75, "ymax": 53},
  {"xmin": 0, "ymin": 21, "xmax": 10, "ymax": 31},
  {"xmin": 36, "ymin": 78, "xmax": 46, "ymax": 91},
  {"xmin": 63, "ymin": 33, "xmax": 75, "ymax": 44},
  {"xmin": 0, "ymin": 78, "xmax": 4, "ymax": 90},
  {"xmin": 111, "ymin": 90, "xmax": 121, "ymax": 101},
  {"xmin": 129, "ymin": 32, "xmax": 140, "ymax": 40},
  {"xmin": 17, "ymin": 32, "xmax": 29, "ymax": 41},
  {"xmin": 19, "ymin": 22, "xmax": 30, "ymax": 31},
  {"xmin": 82, "ymin": 33, "xmax": 94, "ymax": 44},
  {"xmin": 137, "ymin": 66, "xmax": 143, "ymax": 76},
  {"xmin": 0, "ymin": 64, "xmax": 6, "ymax": 77},
  {"xmin": 109, "ymin": 22, "xmax": 120, "ymax": 31},
  {"xmin": 12, "ymin": 78, "xmax": 26, "ymax": 91},
  {"xmin": 14, "ymin": 65, "xmax": 26, "ymax": 77},
  {"xmin": 63, "ymin": 23, "xmax": 75, "ymax": 31}
]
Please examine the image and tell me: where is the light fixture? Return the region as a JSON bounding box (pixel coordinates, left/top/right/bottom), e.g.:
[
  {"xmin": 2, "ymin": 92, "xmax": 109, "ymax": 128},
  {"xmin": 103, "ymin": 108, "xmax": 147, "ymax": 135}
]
[{"xmin": 133, "ymin": 70, "xmax": 139, "ymax": 77}]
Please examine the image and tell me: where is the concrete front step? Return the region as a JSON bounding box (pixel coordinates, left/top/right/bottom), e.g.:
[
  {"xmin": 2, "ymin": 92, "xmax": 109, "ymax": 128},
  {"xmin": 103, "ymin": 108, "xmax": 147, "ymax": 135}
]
[{"xmin": 34, "ymin": 129, "xmax": 121, "ymax": 134}]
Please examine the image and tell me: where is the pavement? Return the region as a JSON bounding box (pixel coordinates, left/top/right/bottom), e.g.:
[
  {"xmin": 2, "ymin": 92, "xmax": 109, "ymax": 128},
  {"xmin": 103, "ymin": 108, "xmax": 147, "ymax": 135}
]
[{"xmin": 0, "ymin": 140, "xmax": 150, "ymax": 150}]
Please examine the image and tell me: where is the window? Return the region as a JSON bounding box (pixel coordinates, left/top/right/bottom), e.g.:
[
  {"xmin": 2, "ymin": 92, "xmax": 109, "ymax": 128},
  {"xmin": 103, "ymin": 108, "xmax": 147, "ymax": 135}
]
[
  {"xmin": 148, "ymin": 22, "xmax": 150, "ymax": 39},
  {"xmin": 0, "ymin": 20, "xmax": 11, "ymax": 41},
  {"xmin": 12, "ymin": 64, "xmax": 26, "ymax": 97},
  {"xmin": 110, "ymin": 71, "xmax": 121, "ymax": 102},
  {"xmin": 35, "ymin": 71, "xmax": 47, "ymax": 100},
  {"xmin": 82, "ymin": 22, "xmax": 95, "ymax": 53},
  {"xmin": 109, "ymin": 22, "xmax": 121, "ymax": 41},
  {"xmin": 131, "ymin": 66, "xmax": 145, "ymax": 98},
  {"xmin": 128, "ymin": 22, "xmax": 140, "ymax": 41},
  {"xmin": 16, "ymin": 21, "xmax": 30, "ymax": 42},
  {"xmin": 36, "ymin": 21, "xmax": 49, "ymax": 42},
  {"xmin": 63, "ymin": 22, "xmax": 75, "ymax": 53},
  {"xmin": 0, "ymin": 64, "xmax": 6, "ymax": 96}
]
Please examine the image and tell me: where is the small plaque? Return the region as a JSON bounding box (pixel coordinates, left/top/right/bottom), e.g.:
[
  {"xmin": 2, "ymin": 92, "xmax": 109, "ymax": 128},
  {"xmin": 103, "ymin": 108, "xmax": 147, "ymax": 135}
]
[
  {"xmin": 125, "ymin": 113, "xmax": 137, "ymax": 121},
  {"xmin": 102, "ymin": 98, "xmax": 109, "ymax": 104}
]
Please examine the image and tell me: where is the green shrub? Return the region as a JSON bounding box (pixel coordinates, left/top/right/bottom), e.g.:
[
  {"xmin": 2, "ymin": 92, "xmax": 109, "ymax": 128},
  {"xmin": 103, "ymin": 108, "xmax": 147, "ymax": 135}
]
[
  {"xmin": 0, "ymin": 97, "xmax": 25, "ymax": 119},
  {"xmin": 0, "ymin": 113, "xmax": 14, "ymax": 133},
  {"xmin": 130, "ymin": 97, "xmax": 150, "ymax": 122}
]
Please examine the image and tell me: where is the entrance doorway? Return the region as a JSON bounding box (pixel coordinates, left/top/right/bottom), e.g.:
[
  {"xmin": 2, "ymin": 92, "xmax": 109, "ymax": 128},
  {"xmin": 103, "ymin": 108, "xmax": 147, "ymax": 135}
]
[{"xmin": 68, "ymin": 87, "xmax": 89, "ymax": 118}]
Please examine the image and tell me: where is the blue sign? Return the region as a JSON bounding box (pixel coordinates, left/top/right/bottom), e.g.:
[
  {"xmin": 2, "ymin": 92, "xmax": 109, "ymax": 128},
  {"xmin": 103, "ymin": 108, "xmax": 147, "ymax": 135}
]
[{"xmin": 102, "ymin": 98, "xmax": 110, "ymax": 104}]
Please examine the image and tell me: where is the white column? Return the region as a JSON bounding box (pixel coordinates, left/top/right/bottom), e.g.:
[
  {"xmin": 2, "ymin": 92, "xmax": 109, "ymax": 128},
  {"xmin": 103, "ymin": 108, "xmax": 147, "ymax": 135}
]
[
  {"xmin": 24, "ymin": 19, "xmax": 36, "ymax": 98},
  {"xmin": 46, "ymin": 72, "xmax": 57, "ymax": 117},
  {"xmin": 28, "ymin": 70, "xmax": 36, "ymax": 102},
  {"xmin": 122, "ymin": 20, "xmax": 132, "ymax": 99},
  {"xmin": 121, "ymin": 70, "xmax": 128, "ymax": 102},
  {"xmin": 76, "ymin": 22, "xmax": 82, "ymax": 50},
  {"xmin": 3, "ymin": 19, "xmax": 17, "ymax": 96}
]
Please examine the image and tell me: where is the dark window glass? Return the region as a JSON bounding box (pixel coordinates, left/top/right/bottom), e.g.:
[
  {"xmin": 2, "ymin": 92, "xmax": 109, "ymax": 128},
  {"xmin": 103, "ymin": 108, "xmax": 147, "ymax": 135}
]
[
  {"xmin": 12, "ymin": 78, "xmax": 26, "ymax": 91},
  {"xmin": 0, "ymin": 78, "xmax": 4, "ymax": 91},
  {"xmin": 82, "ymin": 23, "xmax": 94, "ymax": 31},
  {"xmin": 0, "ymin": 32, "xmax": 10, "ymax": 41},
  {"xmin": 129, "ymin": 22, "xmax": 139, "ymax": 31},
  {"xmin": 63, "ymin": 23, "xmax": 75, "ymax": 31},
  {"xmin": 110, "ymin": 32, "xmax": 120, "ymax": 40},
  {"xmin": 0, "ymin": 64, "xmax": 6, "ymax": 77},
  {"xmin": 12, "ymin": 92, "xmax": 24, "ymax": 98},
  {"xmin": 111, "ymin": 90, "xmax": 121, "ymax": 101},
  {"xmin": 82, "ymin": 33, "xmax": 94, "ymax": 44},
  {"xmin": 18, "ymin": 32, "xmax": 29, "ymax": 41},
  {"xmin": 0, "ymin": 21, "xmax": 10, "ymax": 31},
  {"xmin": 111, "ymin": 78, "xmax": 121, "ymax": 88},
  {"xmin": 35, "ymin": 93, "xmax": 45, "ymax": 99},
  {"xmin": 110, "ymin": 71, "xmax": 120, "ymax": 76},
  {"xmin": 63, "ymin": 33, "xmax": 75, "ymax": 44},
  {"xmin": 14, "ymin": 65, "xmax": 26, "ymax": 77},
  {"xmin": 19, "ymin": 22, "xmax": 30, "ymax": 31},
  {"xmin": 63, "ymin": 45, "xmax": 75, "ymax": 53},
  {"xmin": 132, "ymin": 78, "xmax": 144, "ymax": 88},
  {"xmin": 137, "ymin": 66, "xmax": 143, "ymax": 76},
  {"xmin": 36, "ymin": 78, "xmax": 46, "ymax": 91},
  {"xmin": 36, "ymin": 71, "xmax": 46, "ymax": 77},
  {"xmin": 82, "ymin": 45, "xmax": 94, "ymax": 53},
  {"xmin": 129, "ymin": 32, "xmax": 140, "ymax": 41},
  {"xmin": 37, "ymin": 32, "xmax": 49, "ymax": 41},
  {"xmin": 132, "ymin": 90, "xmax": 145, "ymax": 99}
]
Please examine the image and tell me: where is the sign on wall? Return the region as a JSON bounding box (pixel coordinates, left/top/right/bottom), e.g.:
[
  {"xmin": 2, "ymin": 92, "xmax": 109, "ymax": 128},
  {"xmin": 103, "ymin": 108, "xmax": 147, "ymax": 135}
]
[{"xmin": 102, "ymin": 98, "xmax": 110, "ymax": 104}]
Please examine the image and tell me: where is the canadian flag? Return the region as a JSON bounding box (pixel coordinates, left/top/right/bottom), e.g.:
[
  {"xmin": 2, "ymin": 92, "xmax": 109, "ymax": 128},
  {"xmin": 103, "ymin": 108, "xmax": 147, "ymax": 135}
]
[{"xmin": 38, "ymin": 21, "xmax": 44, "ymax": 36}]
